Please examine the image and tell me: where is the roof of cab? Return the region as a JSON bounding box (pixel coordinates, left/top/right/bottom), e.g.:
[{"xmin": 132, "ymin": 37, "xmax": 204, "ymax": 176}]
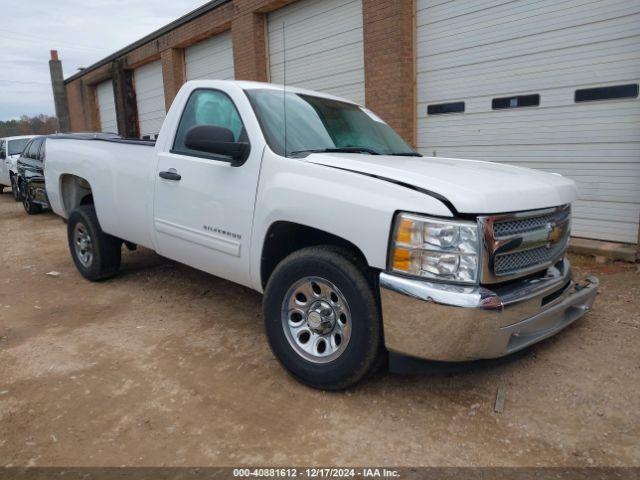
[{"xmin": 184, "ymin": 79, "xmax": 361, "ymax": 106}]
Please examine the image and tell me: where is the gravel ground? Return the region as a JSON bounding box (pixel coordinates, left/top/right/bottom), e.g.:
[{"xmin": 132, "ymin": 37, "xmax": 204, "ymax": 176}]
[{"xmin": 0, "ymin": 192, "xmax": 638, "ymax": 467}]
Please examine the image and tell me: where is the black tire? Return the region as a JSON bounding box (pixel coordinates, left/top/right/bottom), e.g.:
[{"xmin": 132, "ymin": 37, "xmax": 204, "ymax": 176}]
[
  {"xmin": 22, "ymin": 188, "xmax": 42, "ymax": 215},
  {"xmin": 0, "ymin": 185, "xmax": 4, "ymax": 194},
  {"xmin": 263, "ymin": 246, "xmax": 382, "ymax": 390},
  {"xmin": 17, "ymin": 178, "xmax": 26, "ymax": 202},
  {"xmin": 67, "ymin": 205, "xmax": 121, "ymax": 281},
  {"xmin": 10, "ymin": 176, "xmax": 21, "ymax": 201}
]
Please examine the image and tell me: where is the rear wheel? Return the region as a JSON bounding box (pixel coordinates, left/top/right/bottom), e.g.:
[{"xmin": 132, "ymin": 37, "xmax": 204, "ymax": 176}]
[
  {"xmin": 67, "ymin": 205, "xmax": 121, "ymax": 281},
  {"xmin": 22, "ymin": 187, "xmax": 42, "ymax": 215},
  {"xmin": 263, "ymin": 246, "xmax": 382, "ymax": 390},
  {"xmin": 0, "ymin": 185, "xmax": 4, "ymax": 194}
]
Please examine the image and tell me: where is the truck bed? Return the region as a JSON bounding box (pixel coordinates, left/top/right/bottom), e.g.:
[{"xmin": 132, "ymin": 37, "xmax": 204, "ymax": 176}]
[{"xmin": 45, "ymin": 133, "xmax": 159, "ymax": 250}]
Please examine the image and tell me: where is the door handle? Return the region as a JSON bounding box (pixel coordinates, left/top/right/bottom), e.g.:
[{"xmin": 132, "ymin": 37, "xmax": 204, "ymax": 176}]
[{"xmin": 159, "ymin": 168, "xmax": 181, "ymax": 181}]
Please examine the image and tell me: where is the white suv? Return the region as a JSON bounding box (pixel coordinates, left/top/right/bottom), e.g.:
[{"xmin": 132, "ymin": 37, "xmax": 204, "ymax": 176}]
[{"xmin": 0, "ymin": 135, "xmax": 36, "ymax": 200}]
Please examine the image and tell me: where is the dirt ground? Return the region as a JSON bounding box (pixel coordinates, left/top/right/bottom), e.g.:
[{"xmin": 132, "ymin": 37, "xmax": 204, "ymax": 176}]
[{"xmin": 0, "ymin": 192, "xmax": 638, "ymax": 468}]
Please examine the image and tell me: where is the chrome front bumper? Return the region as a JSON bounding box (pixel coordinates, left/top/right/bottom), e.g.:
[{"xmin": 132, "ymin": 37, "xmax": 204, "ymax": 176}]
[{"xmin": 379, "ymin": 259, "xmax": 599, "ymax": 361}]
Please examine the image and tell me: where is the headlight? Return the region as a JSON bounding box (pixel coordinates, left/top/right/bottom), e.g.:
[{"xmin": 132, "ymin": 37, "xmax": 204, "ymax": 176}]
[{"xmin": 389, "ymin": 213, "xmax": 480, "ymax": 284}]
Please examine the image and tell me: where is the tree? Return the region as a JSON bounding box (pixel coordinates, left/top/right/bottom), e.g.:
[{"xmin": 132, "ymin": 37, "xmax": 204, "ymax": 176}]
[{"xmin": 0, "ymin": 115, "xmax": 59, "ymax": 137}]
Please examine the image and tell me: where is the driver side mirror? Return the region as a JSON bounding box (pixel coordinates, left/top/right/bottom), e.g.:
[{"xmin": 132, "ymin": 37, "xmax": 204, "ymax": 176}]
[{"xmin": 184, "ymin": 125, "xmax": 249, "ymax": 167}]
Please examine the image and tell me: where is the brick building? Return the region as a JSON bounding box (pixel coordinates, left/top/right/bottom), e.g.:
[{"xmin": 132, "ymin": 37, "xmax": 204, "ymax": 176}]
[{"xmin": 54, "ymin": 0, "xmax": 640, "ymax": 251}]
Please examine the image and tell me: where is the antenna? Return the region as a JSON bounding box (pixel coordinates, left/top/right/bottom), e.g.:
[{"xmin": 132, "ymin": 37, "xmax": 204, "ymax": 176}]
[{"xmin": 282, "ymin": 22, "xmax": 288, "ymax": 157}]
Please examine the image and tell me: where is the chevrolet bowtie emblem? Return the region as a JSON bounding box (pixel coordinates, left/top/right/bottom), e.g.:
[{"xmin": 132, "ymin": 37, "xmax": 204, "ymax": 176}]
[{"xmin": 547, "ymin": 222, "xmax": 564, "ymax": 245}]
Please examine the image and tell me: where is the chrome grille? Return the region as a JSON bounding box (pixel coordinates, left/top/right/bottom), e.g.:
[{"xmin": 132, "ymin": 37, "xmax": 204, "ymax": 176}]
[
  {"xmin": 479, "ymin": 205, "xmax": 571, "ymax": 283},
  {"xmin": 494, "ymin": 243, "xmax": 566, "ymax": 276},
  {"xmin": 493, "ymin": 212, "xmax": 558, "ymax": 237}
]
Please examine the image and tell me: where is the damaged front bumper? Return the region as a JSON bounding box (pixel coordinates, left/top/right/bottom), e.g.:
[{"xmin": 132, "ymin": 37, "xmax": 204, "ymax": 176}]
[{"xmin": 379, "ymin": 258, "xmax": 598, "ymax": 361}]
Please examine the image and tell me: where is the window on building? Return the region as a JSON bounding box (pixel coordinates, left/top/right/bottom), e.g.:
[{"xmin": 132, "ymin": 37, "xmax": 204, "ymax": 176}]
[
  {"xmin": 427, "ymin": 102, "xmax": 465, "ymax": 115},
  {"xmin": 575, "ymin": 84, "xmax": 639, "ymax": 102},
  {"xmin": 492, "ymin": 94, "xmax": 540, "ymax": 110}
]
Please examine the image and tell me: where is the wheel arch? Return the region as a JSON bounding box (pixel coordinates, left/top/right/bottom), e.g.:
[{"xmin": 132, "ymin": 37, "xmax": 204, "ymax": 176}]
[
  {"xmin": 260, "ymin": 221, "xmax": 374, "ymax": 289},
  {"xmin": 59, "ymin": 174, "xmax": 94, "ymax": 216}
]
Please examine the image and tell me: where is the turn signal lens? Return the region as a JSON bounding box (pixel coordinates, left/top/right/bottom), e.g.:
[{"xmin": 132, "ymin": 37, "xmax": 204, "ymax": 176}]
[
  {"xmin": 389, "ymin": 213, "xmax": 480, "ymax": 284},
  {"xmin": 396, "ymin": 218, "xmax": 422, "ymax": 245},
  {"xmin": 392, "ymin": 247, "xmax": 411, "ymax": 271}
]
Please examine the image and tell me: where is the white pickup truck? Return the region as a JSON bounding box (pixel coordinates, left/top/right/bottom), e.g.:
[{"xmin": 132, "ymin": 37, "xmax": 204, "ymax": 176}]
[{"xmin": 45, "ymin": 80, "xmax": 599, "ymax": 389}]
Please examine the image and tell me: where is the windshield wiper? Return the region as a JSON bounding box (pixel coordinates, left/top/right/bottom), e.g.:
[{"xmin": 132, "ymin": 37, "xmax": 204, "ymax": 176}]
[
  {"xmin": 290, "ymin": 147, "xmax": 381, "ymax": 156},
  {"xmin": 389, "ymin": 152, "xmax": 423, "ymax": 157}
]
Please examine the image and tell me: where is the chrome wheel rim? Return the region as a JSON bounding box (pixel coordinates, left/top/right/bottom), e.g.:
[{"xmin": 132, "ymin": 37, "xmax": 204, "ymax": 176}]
[
  {"xmin": 73, "ymin": 222, "xmax": 94, "ymax": 268},
  {"xmin": 281, "ymin": 276, "xmax": 352, "ymax": 363}
]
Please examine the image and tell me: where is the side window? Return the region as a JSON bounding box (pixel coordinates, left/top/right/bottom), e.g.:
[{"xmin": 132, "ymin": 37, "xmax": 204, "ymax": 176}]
[
  {"xmin": 38, "ymin": 139, "xmax": 46, "ymax": 161},
  {"xmin": 22, "ymin": 140, "xmax": 34, "ymax": 159},
  {"xmin": 7, "ymin": 138, "xmax": 28, "ymax": 157},
  {"xmin": 172, "ymin": 89, "xmax": 246, "ymax": 156},
  {"xmin": 29, "ymin": 139, "xmax": 43, "ymax": 159},
  {"xmin": 0, "ymin": 141, "xmax": 5, "ymax": 158}
]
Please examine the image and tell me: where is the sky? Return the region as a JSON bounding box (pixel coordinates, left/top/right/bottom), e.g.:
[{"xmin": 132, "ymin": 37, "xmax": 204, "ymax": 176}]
[{"xmin": 0, "ymin": 0, "xmax": 212, "ymax": 121}]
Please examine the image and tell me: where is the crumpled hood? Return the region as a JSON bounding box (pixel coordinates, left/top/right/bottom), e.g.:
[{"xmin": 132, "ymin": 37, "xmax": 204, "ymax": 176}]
[{"xmin": 304, "ymin": 153, "xmax": 578, "ymax": 214}]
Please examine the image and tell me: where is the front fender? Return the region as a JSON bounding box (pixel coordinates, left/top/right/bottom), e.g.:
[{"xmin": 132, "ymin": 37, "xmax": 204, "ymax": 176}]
[{"xmin": 249, "ymin": 150, "xmax": 454, "ymax": 291}]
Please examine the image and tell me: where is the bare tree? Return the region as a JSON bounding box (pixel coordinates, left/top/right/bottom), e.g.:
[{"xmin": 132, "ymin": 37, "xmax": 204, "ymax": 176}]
[{"xmin": 0, "ymin": 114, "xmax": 59, "ymax": 137}]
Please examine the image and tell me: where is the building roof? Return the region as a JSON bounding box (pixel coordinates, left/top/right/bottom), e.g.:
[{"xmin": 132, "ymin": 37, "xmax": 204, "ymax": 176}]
[{"xmin": 64, "ymin": 0, "xmax": 230, "ymax": 84}]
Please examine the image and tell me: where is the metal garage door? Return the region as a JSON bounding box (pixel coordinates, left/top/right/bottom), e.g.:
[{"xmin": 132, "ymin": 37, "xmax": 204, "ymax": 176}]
[
  {"xmin": 416, "ymin": 0, "xmax": 640, "ymax": 244},
  {"xmin": 96, "ymin": 80, "xmax": 118, "ymax": 134},
  {"xmin": 268, "ymin": 0, "xmax": 365, "ymax": 105},
  {"xmin": 185, "ymin": 31, "xmax": 235, "ymax": 81},
  {"xmin": 134, "ymin": 60, "xmax": 166, "ymax": 139}
]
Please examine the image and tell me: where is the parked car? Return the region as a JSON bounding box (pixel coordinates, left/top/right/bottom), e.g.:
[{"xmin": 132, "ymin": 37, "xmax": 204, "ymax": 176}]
[
  {"xmin": 0, "ymin": 135, "xmax": 36, "ymax": 200},
  {"xmin": 44, "ymin": 80, "xmax": 599, "ymax": 390},
  {"xmin": 17, "ymin": 135, "xmax": 50, "ymax": 214}
]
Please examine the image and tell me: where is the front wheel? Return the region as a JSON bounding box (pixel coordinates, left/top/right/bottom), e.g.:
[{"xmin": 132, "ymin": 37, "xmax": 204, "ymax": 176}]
[
  {"xmin": 263, "ymin": 246, "xmax": 382, "ymax": 390},
  {"xmin": 22, "ymin": 187, "xmax": 42, "ymax": 215},
  {"xmin": 67, "ymin": 205, "xmax": 122, "ymax": 281},
  {"xmin": 11, "ymin": 176, "xmax": 21, "ymax": 201}
]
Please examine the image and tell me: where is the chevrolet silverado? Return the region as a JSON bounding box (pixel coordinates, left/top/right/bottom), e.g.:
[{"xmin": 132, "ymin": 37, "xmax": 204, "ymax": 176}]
[{"xmin": 44, "ymin": 80, "xmax": 599, "ymax": 389}]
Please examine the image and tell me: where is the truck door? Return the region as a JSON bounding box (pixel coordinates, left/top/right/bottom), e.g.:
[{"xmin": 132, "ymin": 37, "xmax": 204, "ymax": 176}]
[{"xmin": 153, "ymin": 88, "xmax": 263, "ymax": 288}]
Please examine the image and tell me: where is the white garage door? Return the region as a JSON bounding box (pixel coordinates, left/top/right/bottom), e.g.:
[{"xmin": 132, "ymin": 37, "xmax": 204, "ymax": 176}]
[
  {"xmin": 134, "ymin": 60, "xmax": 166, "ymax": 139},
  {"xmin": 185, "ymin": 31, "xmax": 235, "ymax": 81},
  {"xmin": 416, "ymin": 0, "xmax": 640, "ymax": 244},
  {"xmin": 96, "ymin": 80, "xmax": 118, "ymax": 134},
  {"xmin": 268, "ymin": 0, "xmax": 365, "ymax": 105}
]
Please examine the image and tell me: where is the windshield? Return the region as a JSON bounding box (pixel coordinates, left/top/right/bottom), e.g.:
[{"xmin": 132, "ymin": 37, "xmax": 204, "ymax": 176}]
[
  {"xmin": 244, "ymin": 89, "xmax": 417, "ymax": 157},
  {"xmin": 8, "ymin": 138, "xmax": 30, "ymax": 156}
]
